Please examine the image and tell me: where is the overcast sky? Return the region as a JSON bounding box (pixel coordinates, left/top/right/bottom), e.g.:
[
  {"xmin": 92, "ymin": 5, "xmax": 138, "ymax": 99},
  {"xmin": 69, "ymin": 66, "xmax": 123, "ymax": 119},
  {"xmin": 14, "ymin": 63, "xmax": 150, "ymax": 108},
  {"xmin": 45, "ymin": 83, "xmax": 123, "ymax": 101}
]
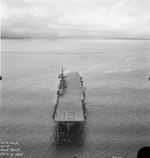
[{"xmin": 1, "ymin": 0, "xmax": 150, "ymax": 38}]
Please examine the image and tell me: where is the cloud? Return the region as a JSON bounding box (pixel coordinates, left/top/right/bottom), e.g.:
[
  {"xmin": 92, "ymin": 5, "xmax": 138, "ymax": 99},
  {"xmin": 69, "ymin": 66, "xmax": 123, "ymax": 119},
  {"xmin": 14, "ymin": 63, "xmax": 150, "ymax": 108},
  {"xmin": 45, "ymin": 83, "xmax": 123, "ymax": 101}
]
[{"xmin": 1, "ymin": 0, "xmax": 150, "ymax": 38}]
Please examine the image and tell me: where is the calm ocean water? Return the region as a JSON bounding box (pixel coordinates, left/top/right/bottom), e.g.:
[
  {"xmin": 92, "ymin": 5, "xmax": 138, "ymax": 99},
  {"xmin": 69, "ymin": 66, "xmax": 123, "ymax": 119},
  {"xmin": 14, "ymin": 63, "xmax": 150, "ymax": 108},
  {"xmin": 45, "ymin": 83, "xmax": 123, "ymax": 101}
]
[{"xmin": 0, "ymin": 39, "xmax": 150, "ymax": 158}]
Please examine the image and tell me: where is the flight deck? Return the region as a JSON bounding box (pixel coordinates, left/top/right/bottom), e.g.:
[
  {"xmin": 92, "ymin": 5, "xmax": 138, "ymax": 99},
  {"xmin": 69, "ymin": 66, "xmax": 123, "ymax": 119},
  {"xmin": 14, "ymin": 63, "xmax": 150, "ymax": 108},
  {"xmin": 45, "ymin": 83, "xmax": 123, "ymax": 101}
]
[{"xmin": 54, "ymin": 72, "xmax": 85, "ymax": 122}]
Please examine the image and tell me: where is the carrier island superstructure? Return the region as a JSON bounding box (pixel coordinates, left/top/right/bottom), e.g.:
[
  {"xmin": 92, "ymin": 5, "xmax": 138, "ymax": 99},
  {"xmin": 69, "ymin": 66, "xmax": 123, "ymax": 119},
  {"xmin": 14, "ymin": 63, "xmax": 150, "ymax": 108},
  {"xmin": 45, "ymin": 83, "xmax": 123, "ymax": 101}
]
[{"xmin": 53, "ymin": 69, "xmax": 86, "ymax": 133}]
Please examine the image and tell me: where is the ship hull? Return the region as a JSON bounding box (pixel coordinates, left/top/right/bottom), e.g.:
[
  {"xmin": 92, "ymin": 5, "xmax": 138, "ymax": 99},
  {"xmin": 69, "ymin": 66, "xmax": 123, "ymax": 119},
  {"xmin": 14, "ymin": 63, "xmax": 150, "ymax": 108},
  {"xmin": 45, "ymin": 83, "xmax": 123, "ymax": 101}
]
[{"xmin": 57, "ymin": 121, "xmax": 83, "ymax": 133}]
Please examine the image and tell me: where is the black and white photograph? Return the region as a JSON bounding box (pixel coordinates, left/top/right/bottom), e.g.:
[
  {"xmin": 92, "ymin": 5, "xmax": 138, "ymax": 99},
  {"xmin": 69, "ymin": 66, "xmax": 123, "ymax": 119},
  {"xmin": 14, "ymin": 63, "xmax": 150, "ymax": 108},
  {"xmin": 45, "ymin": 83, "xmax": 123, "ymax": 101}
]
[{"xmin": 0, "ymin": 0, "xmax": 150, "ymax": 158}]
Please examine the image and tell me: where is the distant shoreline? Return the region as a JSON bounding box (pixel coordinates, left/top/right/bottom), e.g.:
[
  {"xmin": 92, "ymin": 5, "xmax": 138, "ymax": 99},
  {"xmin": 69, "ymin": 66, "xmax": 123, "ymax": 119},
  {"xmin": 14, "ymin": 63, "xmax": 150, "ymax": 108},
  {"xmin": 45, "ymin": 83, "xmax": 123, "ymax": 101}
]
[{"xmin": 1, "ymin": 37, "xmax": 150, "ymax": 40}]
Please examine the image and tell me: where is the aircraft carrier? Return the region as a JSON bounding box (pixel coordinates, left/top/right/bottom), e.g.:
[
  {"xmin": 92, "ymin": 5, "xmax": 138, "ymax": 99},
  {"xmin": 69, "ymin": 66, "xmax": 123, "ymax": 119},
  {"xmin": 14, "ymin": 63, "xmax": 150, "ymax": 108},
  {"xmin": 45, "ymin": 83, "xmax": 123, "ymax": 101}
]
[{"xmin": 53, "ymin": 69, "xmax": 86, "ymax": 133}]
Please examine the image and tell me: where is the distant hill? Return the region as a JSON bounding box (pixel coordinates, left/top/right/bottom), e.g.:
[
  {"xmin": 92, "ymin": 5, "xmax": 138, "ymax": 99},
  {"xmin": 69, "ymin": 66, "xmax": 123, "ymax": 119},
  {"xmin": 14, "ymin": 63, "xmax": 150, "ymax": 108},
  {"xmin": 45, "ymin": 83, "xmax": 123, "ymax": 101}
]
[
  {"xmin": 1, "ymin": 35, "xmax": 32, "ymax": 39},
  {"xmin": 1, "ymin": 30, "xmax": 150, "ymax": 40}
]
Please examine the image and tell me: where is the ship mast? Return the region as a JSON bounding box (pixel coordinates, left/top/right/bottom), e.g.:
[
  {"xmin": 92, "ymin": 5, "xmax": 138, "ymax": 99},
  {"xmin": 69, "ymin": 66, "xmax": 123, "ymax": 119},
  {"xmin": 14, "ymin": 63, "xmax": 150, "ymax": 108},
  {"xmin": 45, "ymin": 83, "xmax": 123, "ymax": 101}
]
[{"xmin": 58, "ymin": 67, "xmax": 65, "ymax": 79}]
